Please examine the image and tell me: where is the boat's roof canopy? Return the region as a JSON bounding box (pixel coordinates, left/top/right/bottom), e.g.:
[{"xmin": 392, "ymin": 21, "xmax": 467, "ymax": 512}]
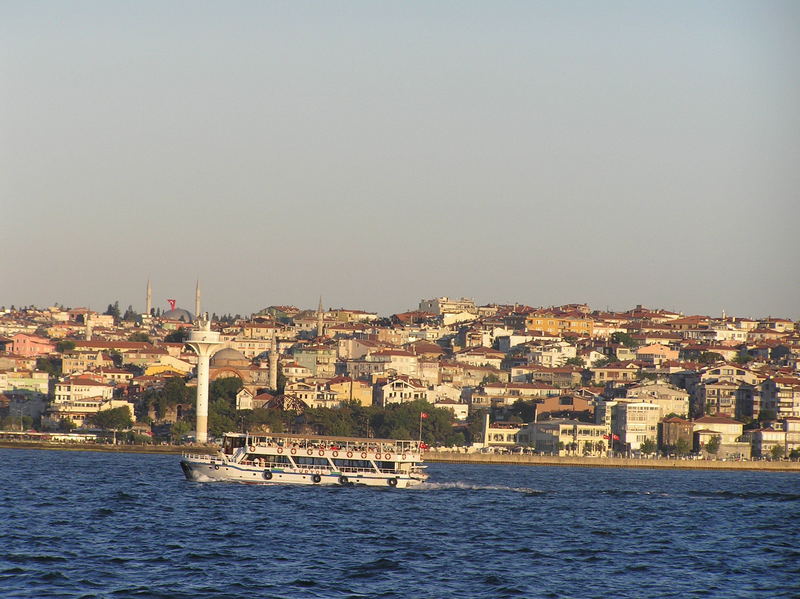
[{"xmin": 224, "ymin": 431, "xmax": 419, "ymax": 444}]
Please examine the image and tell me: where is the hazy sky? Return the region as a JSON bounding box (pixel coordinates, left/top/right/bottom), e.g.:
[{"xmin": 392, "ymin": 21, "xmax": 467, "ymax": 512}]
[{"xmin": 2, "ymin": 1, "xmax": 799, "ymax": 318}]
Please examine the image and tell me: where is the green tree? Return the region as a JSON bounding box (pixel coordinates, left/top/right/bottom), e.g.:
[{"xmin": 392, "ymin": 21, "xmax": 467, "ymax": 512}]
[
  {"xmin": 105, "ymin": 301, "xmax": 121, "ymax": 321},
  {"xmin": 640, "ymin": 437, "xmax": 657, "ymax": 455},
  {"xmin": 90, "ymin": 406, "xmax": 133, "ymax": 431},
  {"xmin": 36, "ymin": 356, "xmax": 62, "ymax": 377},
  {"xmin": 55, "ymin": 339, "xmax": 76, "ymax": 353},
  {"xmin": 122, "ymin": 305, "xmax": 138, "ymax": 321},
  {"xmin": 705, "ymin": 435, "xmax": 721, "ymax": 456},
  {"xmin": 592, "ymin": 357, "xmax": 612, "ymax": 368},
  {"xmin": 732, "ymin": 349, "xmax": 754, "ymax": 365},
  {"xmin": 698, "ymin": 352, "xmax": 724, "ymax": 365},
  {"xmin": 128, "ymin": 332, "xmax": 151, "ymax": 343},
  {"xmin": 90, "ymin": 407, "xmax": 133, "ymax": 443},
  {"xmin": 788, "ymin": 448, "xmax": 800, "ymax": 461},
  {"xmin": 770, "ymin": 445, "xmax": 785, "ymax": 460},
  {"xmin": 171, "ymin": 421, "xmax": 192, "ymax": 443},
  {"xmin": 164, "ymin": 329, "xmax": 190, "ymax": 343},
  {"xmin": 675, "ymin": 437, "xmax": 691, "ymax": 456},
  {"xmin": 58, "ymin": 418, "xmax": 76, "ymax": 432},
  {"xmin": 565, "ymin": 357, "xmax": 585, "ymax": 367},
  {"xmin": 611, "ymin": 332, "xmax": 638, "ymax": 348}
]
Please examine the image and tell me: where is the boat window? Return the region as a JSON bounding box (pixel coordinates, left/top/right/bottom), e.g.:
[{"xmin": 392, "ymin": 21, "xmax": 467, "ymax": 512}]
[{"xmin": 292, "ymin": 457, "xmax": 330, "ymax": 467}]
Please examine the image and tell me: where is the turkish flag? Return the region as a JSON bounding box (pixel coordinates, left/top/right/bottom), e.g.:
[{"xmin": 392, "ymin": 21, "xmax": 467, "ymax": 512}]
[{"xmin": 420, "ymin": 412, "xmax": 429, "ymax": 419}]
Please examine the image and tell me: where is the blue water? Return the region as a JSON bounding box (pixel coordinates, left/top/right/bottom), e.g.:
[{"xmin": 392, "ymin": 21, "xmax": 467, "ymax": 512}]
[{"xmin": 1, "ymin": 449, "xmax": 798, "ymax": 598}]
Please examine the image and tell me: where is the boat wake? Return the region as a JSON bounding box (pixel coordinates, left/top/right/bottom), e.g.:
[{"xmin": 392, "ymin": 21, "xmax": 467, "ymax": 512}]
[{"xmin": 415, "ymin": 481, "xmax": 545, "ymax": 495}]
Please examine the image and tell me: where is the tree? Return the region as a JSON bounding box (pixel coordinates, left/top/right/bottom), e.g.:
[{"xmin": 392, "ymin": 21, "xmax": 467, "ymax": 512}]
[
  {"xmin": 122, "ymin": 305, "xmax": 138, "ymax": 321},
  {"xmin": 56, "ymin": 339, "xmax": 76, "ymax": 353},
  {"xmin": 164, "ymin": 329, "xmax": 190, "ymax": 343},
  {"xmin": 128, "ymin": 332, "xmax": 151, "ymax": 343},
  {"xmin": 105, "ymin": 301, "xmax": 121, "ymax": 321},
  {"xmin": 640, "ymin": 438, "xmax": 657, "ymax": 455},
  {"xmin": 788, "ymin": 448, "xmax": 800, "ymax": 461},
  {"xmin": 171, "ymin": 421, "xmax": 192, "ymax": 443},
  {"xmin": 698, "ymin": 352, "xmax": 724, "ymax": 365},
  {"xmin": 36, "ymin": 356, "xmax": 62, "ymax": 377},
  {"xmin": 592, "ymin": 357, "xmax": 612, "ymax": 368},
  {"xmin": 90, "ymin": 406, "xmax": 133, "ymax": 444},
  {"xmin": 565, "ymin": 357, "xmax": 585, "ymax": 367},
  {"xmin": 91, "ymin": 406, "xmax": 133, "ymax": 431},
  {"xmin": 705, "ymin": 435, "xmax": 721, "ymax": 456},
  {"xmin": 675, "ymin": 437, "xmax": 691, "ymax": 456},
  {"xmin": 58, "ymin": 418, "xmax": 76, "ymax": 432},
  {"xmin": 481, "ymin": 374, "xmax": 500, "ymax": 384},
  {"xmin": 770, "ymin": 445, "xmax": 785, "ymax": 460},
  {"xmin": 611, "ymin": 332, "xmax": 638, "ymax": 348}
]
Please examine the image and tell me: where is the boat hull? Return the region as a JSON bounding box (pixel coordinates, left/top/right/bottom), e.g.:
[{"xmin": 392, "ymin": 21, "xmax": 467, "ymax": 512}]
[{"xmin": 180, "ymin": 458, "xmax": 425, "ymax": 488}]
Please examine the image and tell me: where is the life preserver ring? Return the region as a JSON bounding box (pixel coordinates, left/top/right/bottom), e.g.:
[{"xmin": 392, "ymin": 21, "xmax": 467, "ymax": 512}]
[
  {"xmin": 312, "ymin": 474, "xmax": 321, "ymax": 484},
  {"xmin": 401, "ymin": 454, "xmax": 407, "ymax": 460},
  {"xmin": 385, "ymin": 454, "xmax": 392, "ymax": 460},
  {"xmin": 346, "ymin": 451, "xmax": 353, "ymax": 458},
  {"xmin": 332, "ymin": 451, "xmax": 339, "ymax": 457},
  {"xmin": 277, "ymin": 447, "xmax": 283, "ymax": 454},
  {"xmin": 263, "ymin": 470, "xmax": 273, "ymax": 480},
  {"xmin": 375, "ymin": 454, "xmax": 382, "ymax": 460},
  {"xmin": 291, "ymin": 448, "xmax": 297, "ymax": 454},
  {"xmin": 387, "ymin": 477, "xmax": 398, "ymax": 487},
  {"xmin": 360, "ymin": 452, "xmax": 367, "ymax": 459},
  {"xmin": 319, "ymin": 450, "xmax": 324, "ymax": 456},
  {"xmin": 249, "ymin": 445, "xmax": 255, "ymax": 452},
  {"xmin": 339, "ymin": 475, "xmax": 349, "ymax": 485},
  {"xmin": 214, "ymin": 465, "xmax": 219, "ymax": 470},
  {"xmin": 307, "ymin": 449, "xmax": 313, "ymax": 456}
]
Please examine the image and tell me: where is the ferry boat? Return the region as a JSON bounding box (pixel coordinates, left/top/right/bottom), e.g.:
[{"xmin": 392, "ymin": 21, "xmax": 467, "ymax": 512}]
[{"xmin": 180, "ymin": 432, "xmax": 429, "ymax": 488}]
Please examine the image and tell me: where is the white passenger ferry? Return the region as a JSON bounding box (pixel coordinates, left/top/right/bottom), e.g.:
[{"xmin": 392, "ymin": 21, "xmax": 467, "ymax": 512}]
[{"xmin": 180, "ymin": 432, "xmax": 429, "ymax": 488}]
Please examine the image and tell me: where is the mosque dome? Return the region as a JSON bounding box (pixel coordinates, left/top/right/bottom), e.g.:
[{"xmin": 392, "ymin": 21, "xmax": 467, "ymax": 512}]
[
  {"xmin": 211, "ymin": 347, "xmax": 249, "ymax": 367},
  {"xmin": 161, "ymin": 308, "xmax": 193, "ymax": 323}
]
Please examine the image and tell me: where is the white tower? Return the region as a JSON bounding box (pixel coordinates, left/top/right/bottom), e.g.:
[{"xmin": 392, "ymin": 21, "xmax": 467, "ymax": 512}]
[
  {"xmin": 146, "ymin": 279, "xmax": 152, "ymax": 316},
  {"xmin": 185, "ymin": 313, "xmax": 224, "ymax": 444},
  {"xmin": 269, "ymin": 329, "xmax": 279, "ymax": 390},
  {"xmin": 316, "ymin": 296, "xmax": 324, "ymax": 338}
]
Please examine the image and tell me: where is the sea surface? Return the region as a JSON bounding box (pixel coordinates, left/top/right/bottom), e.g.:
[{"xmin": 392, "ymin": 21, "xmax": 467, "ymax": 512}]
[{"xmin": 1, "ymin": 449, "xmax": 798, "ymax": 599}]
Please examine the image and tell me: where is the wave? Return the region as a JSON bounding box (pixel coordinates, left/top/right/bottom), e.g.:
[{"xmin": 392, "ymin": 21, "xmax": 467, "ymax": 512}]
[
  {"xmin": 688, "ymin": 490, "xmax": 800, "ymax": 501},
  {"xmin": 415, "ymin": 481, "xmax": 545, "ymax": 495}
]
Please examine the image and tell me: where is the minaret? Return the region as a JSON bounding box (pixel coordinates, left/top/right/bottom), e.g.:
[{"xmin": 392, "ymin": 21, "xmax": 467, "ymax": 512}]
[
  {"xmin": 85, "ymin": 316, "xmax": 93, "ymax": 341},
  {"xmin": 195, "ymin": 279, "xmax": 201, "ymax": 321},
  {"xmin": 269, "ymin": 329, "xmax": 279, "ymax": 391},
  {"xmin": 146, "ymin": 279, "xmax": 152, "ymax": 316},
  {"xmin": 185, "ymin": 313, "xmax": 224, "ymax": 444},
  {"xmin": 316, "ymin": 296, "xmax": 324, "ymax": 338}
]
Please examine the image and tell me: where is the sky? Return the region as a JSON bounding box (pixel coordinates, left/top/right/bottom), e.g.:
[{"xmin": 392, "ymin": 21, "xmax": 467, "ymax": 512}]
[{"xmin": 2, "ymin": 1, "xmax": 799, "ymax": 319}]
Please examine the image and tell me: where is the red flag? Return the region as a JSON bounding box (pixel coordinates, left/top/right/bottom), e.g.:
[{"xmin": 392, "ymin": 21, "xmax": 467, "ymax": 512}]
[
  {"xmin": 612, "ymin": 434, "xmax": 620, "ymax": 441},
  {"xmin": 420, "ymin": 412, "xmax": 429, "ymax": 419},
  {"xmin": 603, "ymin": 434, "xmax": 610, "ymax": 440}
]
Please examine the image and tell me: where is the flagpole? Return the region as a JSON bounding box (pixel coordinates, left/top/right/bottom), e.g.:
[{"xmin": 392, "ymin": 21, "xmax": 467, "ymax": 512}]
[{"xmin": 419, "ymin": 413, "xmax": 423, "ymax": 442}]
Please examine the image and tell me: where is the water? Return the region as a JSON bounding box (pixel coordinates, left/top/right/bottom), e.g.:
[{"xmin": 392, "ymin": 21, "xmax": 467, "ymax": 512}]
[{"xmin": 1, "ymin": 449, "xmax": 798, "ymax": 598}]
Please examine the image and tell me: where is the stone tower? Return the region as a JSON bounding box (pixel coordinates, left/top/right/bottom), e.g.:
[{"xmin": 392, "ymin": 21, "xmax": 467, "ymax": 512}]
[
  {"xmin": 316, "ymin": 296, "xmax": 324, "ymax": 338},
  {"xmin": 195, "ymin": 279, "xmax": 201, "ymax": 321},
  {"xmin": 146, "ymin": 279, "xmax": 152, "ymax": 316},
  {"xmin": 269, "ymin": 329, "xmax": 279, "ymax": 391}
]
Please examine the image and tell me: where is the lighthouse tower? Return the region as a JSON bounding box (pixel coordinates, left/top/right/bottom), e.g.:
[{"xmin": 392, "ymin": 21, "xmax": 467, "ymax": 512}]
[{"xmin": 185, "ymin": 313, "xmax": 224, "ymax": 444}]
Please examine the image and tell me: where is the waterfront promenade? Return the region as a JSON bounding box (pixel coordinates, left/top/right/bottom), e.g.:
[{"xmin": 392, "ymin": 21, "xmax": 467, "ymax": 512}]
[
  {"xmin": 2, "ymin": 439, "xmax": 799, "ymax": 472},
  {"xmin": 424, "ymin": 450, "xmax": 800, "ymax": 472}
]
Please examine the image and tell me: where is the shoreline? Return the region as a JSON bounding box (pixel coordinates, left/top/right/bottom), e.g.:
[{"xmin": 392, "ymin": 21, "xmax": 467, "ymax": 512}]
[
  {"xmin": 2, "ymin": 441, "xmax": 798, "ymax": 472},
  {"xmin": 424, "ymin": 451, "xmax": 800, "ymax": 472}
]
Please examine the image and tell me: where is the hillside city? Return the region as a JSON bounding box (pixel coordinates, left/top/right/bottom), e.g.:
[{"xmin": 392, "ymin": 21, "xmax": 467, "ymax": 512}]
[{"xmin": 1, "ymin": 293, "xmax": 799, "ymax": 461}]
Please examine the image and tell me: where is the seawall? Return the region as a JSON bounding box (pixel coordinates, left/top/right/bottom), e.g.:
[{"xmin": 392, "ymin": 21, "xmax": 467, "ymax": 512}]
[{"xmin": 424, "ymin": 451, "xmax": 800, "ymax": 472}]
